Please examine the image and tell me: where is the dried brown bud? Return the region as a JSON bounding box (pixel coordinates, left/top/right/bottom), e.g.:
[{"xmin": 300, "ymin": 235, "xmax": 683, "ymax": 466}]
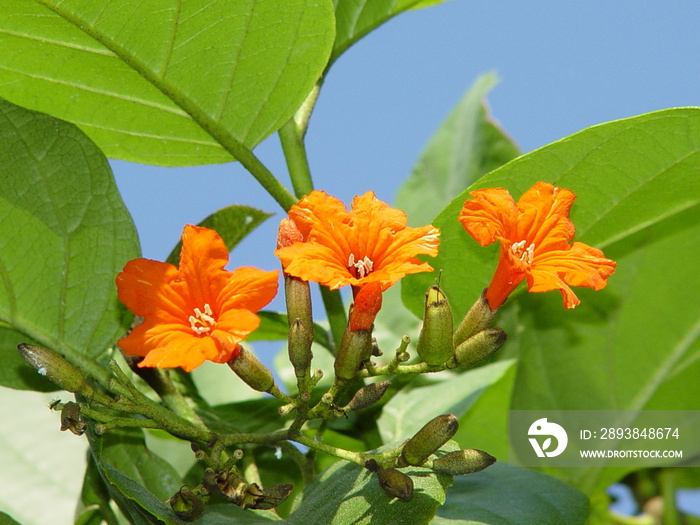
[
  {"xmin": 60, "ymin": 401, "xmax": 86, "ymax": 435},
  {"xmin": 168, "ymin": 486, "xmax": 204, "ymax": 521}
]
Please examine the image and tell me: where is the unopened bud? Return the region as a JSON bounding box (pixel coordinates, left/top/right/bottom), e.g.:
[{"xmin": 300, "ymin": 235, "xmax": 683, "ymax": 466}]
[
  {"xmin": 377, "ymin": 468, "xmax": 413, "ymax": 501},
  {"xmin": 228, "ymin": 347, "xmax": 275, "ymax": 392},
  {"xmin": 416, "ymin": 286, "xmax": 454, "ymax": 366},
  {"xmin": 431, "ymin": 449, "xmax": 496, "ymax": 475},
  {"xmin": 276, "ymin": 218, "xmax": 303, "ymax": 249},
  {"xmin": 401, "ymin": 414, "xmax": 459, "ymax": 466},
  {"xmin": 288, "ymin": 318, "xmax": 313, "ymax": 380},
  {"xmin": 285, "ymin": 275, "xmax": 313, "ymax": 335},
  {"xmin": 60, "ymin": 401, "xmax": 87, "ymax": 435},
  {"xmin": 451, "ymin": 328, "xmax": 506, "ymax": 369},
  {"xmin": 168, "ymin": 486, "xmax": 204, "ymax": 521},
  {"xmin": 334, "ymin": 329, "xmax": 373, "ymax": 382},
  {"xmin": 18, "ymin": 344, "xmax": 93, "ymax": 396},
  {"xmin": 453, "ymin": 291, "xmax": 499, "ymax": 347},
  {"xmin": 343, "ymin": 380, "xmax": 391, "ymax": 412}
]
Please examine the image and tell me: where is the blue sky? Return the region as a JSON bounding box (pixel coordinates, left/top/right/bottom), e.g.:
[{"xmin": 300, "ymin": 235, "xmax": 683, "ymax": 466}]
[{"xmin": 113, "ymin": 0, "xmax": 699, "ymax": 268}]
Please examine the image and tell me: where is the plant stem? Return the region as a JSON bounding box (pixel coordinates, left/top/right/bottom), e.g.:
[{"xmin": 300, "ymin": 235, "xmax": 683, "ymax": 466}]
[
  {"xmin": 320, "ymin": 286, "xmax": 347, "ymax": 355},
  {"xmin": 292, "ymin": 433, "xmax": 365, "ymax": 467},
  {"xmin": 279, "ymin": 119, "xmax": 314, "ymax": 198},
  {"xmin": 660, "ymin": 468, "xmax": 680, "ymax": 525}
]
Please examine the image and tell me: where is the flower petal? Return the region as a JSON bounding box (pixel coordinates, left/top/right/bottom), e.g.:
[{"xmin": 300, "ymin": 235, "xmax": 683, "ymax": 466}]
[
  {"xmin": 179, "ymin": 225, "xmax": 232, "ymax": 306},
  {"xmin": 517, "ymin": 182, "xmax": 576, "ymax": 251},
  {"xmin": 528, "ymin": 242, "xmax": 617, "ymax": 308},
  {"xmin": 217, "ymin": 266, "xmax": 279, "ymax": 313},
  {"xmin": 277, "ymin": 241, "xmax": 355, "ymax": 289},
  {"xmin": 116, "ymin": 258, "xmax": 187, "ymax": 319},
  {"xmin": 289, "ymin": 190, "xmax": 350, "ymax": 239},
  {"xmin": 459, "ymin": 188, "xmax": 517, "ymax": 246}
]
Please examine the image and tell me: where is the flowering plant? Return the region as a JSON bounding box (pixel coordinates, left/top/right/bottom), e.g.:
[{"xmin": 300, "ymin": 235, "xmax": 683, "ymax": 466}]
[{"xmin": 0, "ymin": 3, "xmax": 698, "ymax": 525}]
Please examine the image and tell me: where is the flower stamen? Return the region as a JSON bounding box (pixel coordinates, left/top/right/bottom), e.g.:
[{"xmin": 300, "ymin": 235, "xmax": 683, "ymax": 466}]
[
  {"xmin": 511, "ymin": 240, "xmax": 535, "ymax": 265},
  {"xmin": 348, "ymin": 253, "xmax": 374, "ymax": 279},
  {"xmin": 189, "ymin": 303, "xmax": 216, "ymax": 335}
]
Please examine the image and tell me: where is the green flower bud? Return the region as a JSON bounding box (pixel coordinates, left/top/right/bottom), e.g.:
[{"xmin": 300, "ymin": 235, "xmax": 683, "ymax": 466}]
[
  {"xmin": 416, "ymin": 286, "xmax": 454, "ymax": 366},
  {"xmin": 18, "ymin": 344, "xmax": 93, "ymax": 396},
  {"xmin": 377, "ymin": 468, "xmax": 414, "ymax": 501},
  {"xmin": 343, "ymin": 380, "xmax": 391, "ymax": 412},
  {"xmin": 401, "ymin": 414, "xmax": 459, "ymax": 466},
  {"xmin": 334, "ymin": 328, "xmax": 373, "ymax": 382},
  {"xmin": 288, "ymin": 317, "xmax": 313, "ymax": 380},
  {"xmin": 453, "ymin": 291, "xmax": 499, "ymax": 347},
  {"xmin": 228, "ymin": 347, "xmax": 275, "ymax": 392},
  {"xmin": 168, "ymin": 486, "xmax": 204, "ymax": 522},
  {"xmin": 285, "ymin": 275, "xmax": 313, "ymax": 335},
  {"xmin": 451, "ymin": 328, "xmax": 506, "ymax": 369},
  {"xmin": 431, "ymin": 449, "xmax": 496, "ymax": 475}
]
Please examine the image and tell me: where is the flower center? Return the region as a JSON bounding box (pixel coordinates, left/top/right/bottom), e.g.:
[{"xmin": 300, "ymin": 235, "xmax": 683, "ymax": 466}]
[
  {"xmin": 189, "ymin": 303, "xmax": 216, "ymax": 335},
  {"xmin": 510, "ymin": 240, "xmax": 535, "ymax": 265},
  {"xmin": 348, "ymin": 253, "xmax": 374, "ymax": 279}
]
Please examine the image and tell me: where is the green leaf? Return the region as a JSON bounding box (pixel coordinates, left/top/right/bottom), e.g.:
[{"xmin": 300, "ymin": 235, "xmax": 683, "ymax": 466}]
[
  {"xmin": 248, "ymin": 311, "xmax": 333, "ymax": 352},
  {"xmin": 331, "ymin": 0, "xmax": 452, "ymax": 65},
  {"xmin": 0, "ymin": 389, "xmax": 87, "ymax": 525},
  {"xmin": 0, "ymin": 100, "xmax": 139, "ymax": 371},
  {"xmin": 0, "ymin": 325, "xmax": 55, "ymax": 391},
  {"xmin": 402, "ymin": 107, "xmax": 700, "ymax": 321},
  {"xmin": 0, "ymin": 0, "xmax": 335, "ymax": 166},
  {"xmin": 198, "ymin": 398, "xmax": 288, "ymax": 435},
  {"xmin": 287, "ymin": 459, "xmax": 452, "ymax": 525},
  {"xmin": 378, "ymin": 360, "xmax": 516, "ymax": 443},
  {"xmin": 395, "ymin": 72, "xmax": 520, "ymax": 227},
  {"xmin": 0, "ymin": 512, "xmax": 21, "ymax": 525},
  {"xmin": 89, "ymin": 428, "xmax": 183, "ymax": 525},
  {"xmin": 432, "ymin": 462, "xmax": 589, "ymax": 525},
  {"xmin": 201, "ymin": 504, "xmax": 281, "ymax": 523},
  {"xmin": 400, "ymin": 107, "xmax": 700, "ymax": 494},
  {"xmin": 166, "ymin": 205, "xmax": 273, "ymax": 266},
  {"xmin": 452, "ymin": 359, "xmax": 517, "ymax": 460},
  {"xmin": 514, "ymin": 205, "xmax": 700, "ymax": 494}
]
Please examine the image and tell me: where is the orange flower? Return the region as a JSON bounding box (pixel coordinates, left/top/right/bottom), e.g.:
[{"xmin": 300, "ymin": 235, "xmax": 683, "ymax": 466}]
[
  {"xmin": 116, "ymin": 225, "xmax": 278, "ymax": 372},
  {"xmin": 274, "ymin": 191, "xmax": 440, "ymax": 290},
  {"xmin": 459, "ymin": 182, "xmax": 616, "ymax": 310}
]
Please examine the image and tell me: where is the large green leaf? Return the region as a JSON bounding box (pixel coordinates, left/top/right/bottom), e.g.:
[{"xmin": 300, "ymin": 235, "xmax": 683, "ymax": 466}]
[
  {"xmin": 287, "ymin": 458, "xmax": 452, "ymax": 525},
  {"xmin": 331, "ymin": 0, "xmax": 452, "ymax": 65},
  {"xmin": 395, "ymin": 72, "xmax": 520, "ymax": 228},
  {"xmin": 0, "ymin": 99, "xmax": 139, "ymax": 378},
  {"xmin": 0, "ymin": 0, "xmax": 335, "ymax": 166},
  {"xmin": 89, "ymin": 428, "xmax": 183, "ymax": 525},
  {"xmin": 402, "ymin": 107, "xmax": 700, "ymax": 320},
  {"xmin": 0, "ymin": 325, "xmax": 55, "ymax": 391},
  {"xmin": 378, "ymin": 360, "xmax": 516, "ymax": 444},
  {"xmin": 0, "ymin": 389, "xmax": 87, "ymax": 525},
  {"xmin": 401, "ymin": 108, "xmax": 700, "ymax": 494},
  {"xmin": 432, "ymin": 462, "xmax": 589, "ymax": 525}
]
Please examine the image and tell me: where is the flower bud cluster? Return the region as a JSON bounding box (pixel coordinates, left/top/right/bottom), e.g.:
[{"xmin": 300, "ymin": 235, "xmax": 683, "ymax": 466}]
[{"xmin": 416, "ymin": 286, "xmax": 506, "ymax": 370}]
